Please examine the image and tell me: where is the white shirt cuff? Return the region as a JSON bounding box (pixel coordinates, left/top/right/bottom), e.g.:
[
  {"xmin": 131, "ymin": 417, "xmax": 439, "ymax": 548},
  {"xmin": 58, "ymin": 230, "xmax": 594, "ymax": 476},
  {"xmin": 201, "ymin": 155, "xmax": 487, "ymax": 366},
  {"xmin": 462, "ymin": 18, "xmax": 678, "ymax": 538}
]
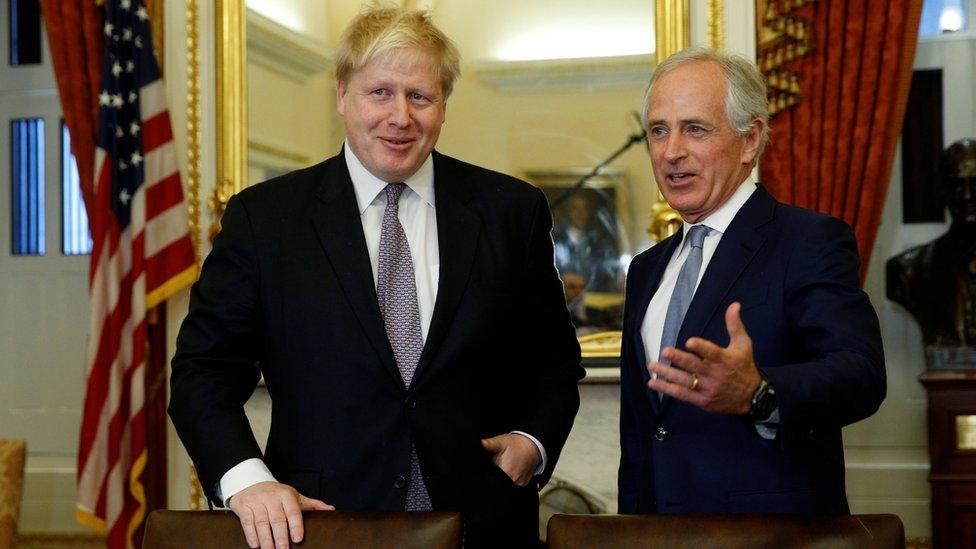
[
  {"xmin": 511, "ymin": 431, "xmax": 547, "ymax": 476},
  {"xmin": 217, "ymin": 458, "xmax": 277, "ymax": 507}
]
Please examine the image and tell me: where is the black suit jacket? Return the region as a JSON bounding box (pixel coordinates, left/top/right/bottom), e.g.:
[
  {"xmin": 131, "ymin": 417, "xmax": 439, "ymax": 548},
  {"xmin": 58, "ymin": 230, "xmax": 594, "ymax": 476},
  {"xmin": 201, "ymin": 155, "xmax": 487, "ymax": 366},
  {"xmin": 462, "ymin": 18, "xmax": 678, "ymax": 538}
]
[
  {"xmin": 618, "ymin": 186, "xmax": 885, "ymax": 515},
  {"xmin": 169, "ymin": 150, "xmax": 583, "ymax": 542}
]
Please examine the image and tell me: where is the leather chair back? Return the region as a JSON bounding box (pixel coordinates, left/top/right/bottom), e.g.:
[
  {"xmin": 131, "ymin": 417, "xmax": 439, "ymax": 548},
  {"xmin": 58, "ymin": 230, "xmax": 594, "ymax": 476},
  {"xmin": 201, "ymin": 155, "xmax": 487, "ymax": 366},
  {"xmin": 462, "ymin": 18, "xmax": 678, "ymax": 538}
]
[
  {"xmin": 547, "ymin": 513, "xmax": 905, "ymax": 548},
  {"xmin": 143, "ymin": 510, "xmax": 462, "ymax": 548}
]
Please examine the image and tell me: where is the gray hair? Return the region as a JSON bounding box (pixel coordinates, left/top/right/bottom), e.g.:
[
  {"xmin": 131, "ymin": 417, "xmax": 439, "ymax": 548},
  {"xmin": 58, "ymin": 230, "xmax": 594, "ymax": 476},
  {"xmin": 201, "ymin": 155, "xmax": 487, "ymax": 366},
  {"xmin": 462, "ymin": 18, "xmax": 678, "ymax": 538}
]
[{"xmin": 641, "ymin": 47, "xmax": 769, "ymax": 160}]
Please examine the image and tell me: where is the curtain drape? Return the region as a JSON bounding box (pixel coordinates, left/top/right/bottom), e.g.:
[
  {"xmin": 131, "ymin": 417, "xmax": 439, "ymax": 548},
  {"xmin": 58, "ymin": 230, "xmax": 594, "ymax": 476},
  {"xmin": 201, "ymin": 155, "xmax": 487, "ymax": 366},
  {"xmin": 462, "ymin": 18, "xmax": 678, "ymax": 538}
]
[
  {"xmin": 759, "ymin": 0, "xmax": 924, "ymax": 282},
  {"xmin": 39, "ymin": 0, "xmax": 104, "ymax": 219}
]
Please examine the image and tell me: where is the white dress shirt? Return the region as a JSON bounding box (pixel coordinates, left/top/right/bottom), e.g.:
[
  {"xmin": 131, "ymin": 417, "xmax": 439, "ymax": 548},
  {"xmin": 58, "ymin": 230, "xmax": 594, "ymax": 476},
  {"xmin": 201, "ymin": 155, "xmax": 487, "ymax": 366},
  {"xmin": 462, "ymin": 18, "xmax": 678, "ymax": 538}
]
[
  {"xmin": 640, "ymin": 179, "xmax": 757, "ymax": 362},
  {"xmin": 638, "ymin": 179, "xmax": 778, "ymax": 437},
  {"xmin": 217, "ymin": 144, "xmax": 545, "ymax": 505}
]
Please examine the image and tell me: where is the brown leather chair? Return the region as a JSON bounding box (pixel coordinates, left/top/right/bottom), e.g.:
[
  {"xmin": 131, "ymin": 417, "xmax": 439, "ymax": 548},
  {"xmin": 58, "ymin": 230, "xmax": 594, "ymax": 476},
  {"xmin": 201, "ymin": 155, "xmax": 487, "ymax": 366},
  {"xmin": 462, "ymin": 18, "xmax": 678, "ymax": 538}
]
[
  {"xmin": 0, "ymin": 440, "xmax": 26, "ymax": 549},
  {"xmin": 547, "ymin": 513, "xmax": 906, "ymax": 548},
  {"xmin": 143, "ymin": 510, "xmax": 462, "ymax": 548}
]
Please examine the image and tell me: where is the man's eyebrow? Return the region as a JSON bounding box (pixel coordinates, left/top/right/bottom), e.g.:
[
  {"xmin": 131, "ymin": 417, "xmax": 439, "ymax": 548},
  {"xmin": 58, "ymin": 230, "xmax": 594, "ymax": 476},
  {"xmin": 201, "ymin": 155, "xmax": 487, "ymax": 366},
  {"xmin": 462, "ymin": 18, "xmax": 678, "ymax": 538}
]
[{"xmin": 646, "ymin": 118, "xmax": 713, "ymax": 126}]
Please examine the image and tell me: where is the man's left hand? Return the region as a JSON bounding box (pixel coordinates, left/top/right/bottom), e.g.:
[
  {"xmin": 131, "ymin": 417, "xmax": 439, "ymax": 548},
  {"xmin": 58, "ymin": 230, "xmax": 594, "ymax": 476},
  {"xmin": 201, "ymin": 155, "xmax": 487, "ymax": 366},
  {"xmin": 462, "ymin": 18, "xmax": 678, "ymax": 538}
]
[
  {"xmin": 481, "ymin": 433, "xmax": 541, "ymax": 486},
  {"xmin": 647, "ymin": 302, "xmax": 761, "ymax": 414}
]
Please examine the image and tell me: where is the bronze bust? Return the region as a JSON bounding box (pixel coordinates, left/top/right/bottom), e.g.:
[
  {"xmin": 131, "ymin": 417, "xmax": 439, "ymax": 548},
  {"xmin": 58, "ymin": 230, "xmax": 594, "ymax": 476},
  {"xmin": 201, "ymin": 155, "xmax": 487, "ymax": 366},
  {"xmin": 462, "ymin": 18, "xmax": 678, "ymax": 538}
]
[{"xmin": 887, "ymin": 138, "xmax": 976, "ymax": 369}]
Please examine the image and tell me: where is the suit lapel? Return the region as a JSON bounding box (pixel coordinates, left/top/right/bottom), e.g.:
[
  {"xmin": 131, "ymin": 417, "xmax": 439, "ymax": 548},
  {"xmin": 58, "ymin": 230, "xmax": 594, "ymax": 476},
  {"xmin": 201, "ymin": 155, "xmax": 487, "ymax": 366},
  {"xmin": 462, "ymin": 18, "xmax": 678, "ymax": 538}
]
[
  {"xmin": 412, "ymin": 152, "xmax": 481, "ymax": 387},
  {"xmin": 628, "ymin": 233, "xmax": 682, "ymax": 415},
  {"xmin": 659, "ymin": 186, "xmax": 775, "ymax": 414},
  {"xmin": 311, "ymin": 152, "xmax": 402, "ymax": 390}
]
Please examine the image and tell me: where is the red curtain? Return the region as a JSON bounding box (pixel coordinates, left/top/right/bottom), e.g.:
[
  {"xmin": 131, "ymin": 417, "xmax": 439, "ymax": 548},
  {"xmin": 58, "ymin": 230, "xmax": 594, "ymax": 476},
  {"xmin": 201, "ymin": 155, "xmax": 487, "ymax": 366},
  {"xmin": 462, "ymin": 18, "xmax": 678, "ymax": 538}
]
[
  {"xmin": 759, "ymin": 0, "xmax": 924, "ymax": 282},
  {"xmin": 39, "ymin": 0, "xmax": 104, "ymax": 219}
]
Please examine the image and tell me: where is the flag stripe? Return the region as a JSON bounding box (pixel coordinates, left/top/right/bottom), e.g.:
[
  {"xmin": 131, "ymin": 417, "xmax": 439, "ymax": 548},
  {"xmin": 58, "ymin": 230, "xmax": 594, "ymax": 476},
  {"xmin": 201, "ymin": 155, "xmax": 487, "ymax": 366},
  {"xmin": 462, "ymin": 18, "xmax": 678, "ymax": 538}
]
[
  {"xmin": 146, "ymin": 237, "xmax": 197, "ymax": 297},
  {"xmin": 141, "ymin": 110, "xmax": 173, "ymax": 152},
  {"xmin": 144, "ymin": 172, "xmax": 183, "ymax": 218},
  {"xmin": 77, "ymin": 2, "xmax": 197, "ymax": 547}
]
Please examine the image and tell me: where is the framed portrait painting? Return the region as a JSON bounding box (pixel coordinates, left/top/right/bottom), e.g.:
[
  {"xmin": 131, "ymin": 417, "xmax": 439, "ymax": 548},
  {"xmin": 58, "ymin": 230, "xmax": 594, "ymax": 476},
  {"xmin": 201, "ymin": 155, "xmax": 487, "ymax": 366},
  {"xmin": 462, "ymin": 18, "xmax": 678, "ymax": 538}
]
[{"xmin": 524, "ymin": 169, "xmax": 631, "ymax": 360}]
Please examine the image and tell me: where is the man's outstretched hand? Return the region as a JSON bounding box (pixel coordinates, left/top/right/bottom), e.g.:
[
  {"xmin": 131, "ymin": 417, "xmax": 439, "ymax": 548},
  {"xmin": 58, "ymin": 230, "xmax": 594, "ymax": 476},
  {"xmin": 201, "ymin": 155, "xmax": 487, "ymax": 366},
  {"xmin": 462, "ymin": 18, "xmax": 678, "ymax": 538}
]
[
  {"xmin": 647, "ymin": 302, "xmax": 761, "ymax": 414},
  {"xmin": 228, "ymin": 481, "xmax": 334, "ymax": 549}
]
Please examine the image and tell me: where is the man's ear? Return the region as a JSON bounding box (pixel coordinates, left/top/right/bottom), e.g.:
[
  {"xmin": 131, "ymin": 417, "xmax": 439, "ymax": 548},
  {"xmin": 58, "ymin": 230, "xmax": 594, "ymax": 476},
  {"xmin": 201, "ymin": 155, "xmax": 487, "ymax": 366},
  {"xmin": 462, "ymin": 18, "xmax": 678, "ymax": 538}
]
[
  {"xmin": 336, "ymin": 80, "xmax": 347, "ymax": 116},
  {"xmin": 740, "ymin": 117, "xmax": 765, "ymax": 165}
]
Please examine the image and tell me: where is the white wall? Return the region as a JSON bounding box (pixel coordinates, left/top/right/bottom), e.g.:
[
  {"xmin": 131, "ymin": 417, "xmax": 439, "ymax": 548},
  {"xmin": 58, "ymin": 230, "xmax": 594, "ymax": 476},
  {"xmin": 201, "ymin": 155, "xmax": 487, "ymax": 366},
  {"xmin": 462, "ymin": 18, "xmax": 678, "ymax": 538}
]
[{"xmin": 843, "ymin": 33, "xmax": 976, "ymax": 538}]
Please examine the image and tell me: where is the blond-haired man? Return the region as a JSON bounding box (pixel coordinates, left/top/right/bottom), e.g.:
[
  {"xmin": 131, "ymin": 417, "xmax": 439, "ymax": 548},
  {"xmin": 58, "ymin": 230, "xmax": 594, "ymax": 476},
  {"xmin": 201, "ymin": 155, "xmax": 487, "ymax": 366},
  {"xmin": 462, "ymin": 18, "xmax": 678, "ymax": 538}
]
[{"xmin": 170, "ymin": 8, "xmax": 582, "ymax": 548}]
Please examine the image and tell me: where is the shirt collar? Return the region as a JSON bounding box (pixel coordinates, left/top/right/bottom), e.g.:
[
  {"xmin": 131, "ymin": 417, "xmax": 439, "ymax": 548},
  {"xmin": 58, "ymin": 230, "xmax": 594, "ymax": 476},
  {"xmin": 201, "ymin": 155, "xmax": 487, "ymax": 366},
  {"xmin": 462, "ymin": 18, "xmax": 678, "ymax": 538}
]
[
  {"xmin": 681, "ymin": 177, "xmax": 758, "ymax": 237},
  {"xmin": 344, "ymin": 141, "xmax": 436, "ymax": 214}
]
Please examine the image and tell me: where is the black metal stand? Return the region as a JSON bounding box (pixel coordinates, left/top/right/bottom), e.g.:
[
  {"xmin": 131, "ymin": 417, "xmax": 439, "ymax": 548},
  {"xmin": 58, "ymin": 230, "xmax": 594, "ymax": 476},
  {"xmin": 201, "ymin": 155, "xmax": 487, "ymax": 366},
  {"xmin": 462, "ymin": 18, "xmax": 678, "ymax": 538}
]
[{"xmin": 549, "ymin": 129, "xmax": 647, "ymax": 209}]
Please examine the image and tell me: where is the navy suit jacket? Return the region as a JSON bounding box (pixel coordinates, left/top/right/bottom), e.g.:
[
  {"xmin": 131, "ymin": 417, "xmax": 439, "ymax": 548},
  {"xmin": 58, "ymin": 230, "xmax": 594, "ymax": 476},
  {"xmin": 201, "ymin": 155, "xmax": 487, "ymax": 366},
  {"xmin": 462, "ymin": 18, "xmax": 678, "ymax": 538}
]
[
  {"xmin": 618, "ymin": 185, "xmax": 885, "ymax": 515},
  {"xmin": 169, "ymin": 150, "xmax": 583, "ymax": 543}
]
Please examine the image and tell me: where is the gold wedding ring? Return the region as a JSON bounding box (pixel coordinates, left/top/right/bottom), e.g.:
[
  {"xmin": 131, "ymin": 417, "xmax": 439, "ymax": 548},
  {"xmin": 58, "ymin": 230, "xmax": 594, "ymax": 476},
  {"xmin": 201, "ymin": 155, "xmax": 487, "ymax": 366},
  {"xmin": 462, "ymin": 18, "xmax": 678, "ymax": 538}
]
[{"xmin": 690, "ymin": 374, "xmax": 700, "ymax": 391}]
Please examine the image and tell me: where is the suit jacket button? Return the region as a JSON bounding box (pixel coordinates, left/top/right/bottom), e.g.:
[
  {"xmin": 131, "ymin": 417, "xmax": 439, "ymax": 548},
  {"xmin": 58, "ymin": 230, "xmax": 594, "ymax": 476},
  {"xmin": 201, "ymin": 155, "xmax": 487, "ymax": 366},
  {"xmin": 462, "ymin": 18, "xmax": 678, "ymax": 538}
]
[
  {"xmin": 404, "ymin": 397, "xmax": 416, "ymax": 409},
  {"xmin": 654, "ymin": 427, "xmax": 668, "ymax": 441},
  {"xmin": 394, "ymin": 475, "xmax": 407, "ymax": 489}
]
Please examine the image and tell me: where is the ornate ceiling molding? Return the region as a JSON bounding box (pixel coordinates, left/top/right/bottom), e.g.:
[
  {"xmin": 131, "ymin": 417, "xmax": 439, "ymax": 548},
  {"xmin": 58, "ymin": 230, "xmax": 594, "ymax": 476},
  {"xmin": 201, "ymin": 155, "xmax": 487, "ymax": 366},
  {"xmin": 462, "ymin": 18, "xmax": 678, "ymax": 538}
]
[
  {"xmin": 474, "ymin": 54, "xmax": 654, "ymax": 93},
  {"xmin": 247, "ymin": 9, "xmax": 332, "ymax": 83}
]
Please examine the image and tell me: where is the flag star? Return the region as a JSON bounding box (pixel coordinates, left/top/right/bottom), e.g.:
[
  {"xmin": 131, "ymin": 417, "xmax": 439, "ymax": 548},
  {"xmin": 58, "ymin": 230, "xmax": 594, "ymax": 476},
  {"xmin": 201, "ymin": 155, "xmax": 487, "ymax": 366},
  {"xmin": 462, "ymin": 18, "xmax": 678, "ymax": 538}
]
[
  {"xmin": 112, "ymin": 62, "xmax": 123, "ymax": 77},
  {"xmin": 120, "ymin": 188, "xmax": 132, "ymax": 204},
  {"xmin": 104, "ymin": 22, "xmax": 114, "ymax": 36},
  {"xmin": 112, "ymin": 94, "xmax": 124, "ymax": 108},
  {"xmin": 128, "ymin": 91, "xmax": 138, "ymax": 103},
  {"xmin": 136, "ymin": 6, "xmax": 148, "ymax": 21},
  {"xmin": 115, "ymin": 126, "xmax": 124, "ymax": 138},
  {"xmin": 119, "ymin": 160, "xmax": 128, "ymax": 172},
  {"xmin": 130, "ymin": 152, "xmax": 143, "ymax": 166},
  {"xmin": 134, "ymin": 36, "xmax": 144, "ymax": 48},
  {"xmin": 126, "ymin": 61, "xmax": 135, "ymax": 73},
  {"xmin": 123, "ymin": 28, "xmax": 133, "ymax": 41},
  {"xmin": 130, "ymin": 122, "xmax": 140, "ymax": 136},
  {"xmin": 99, "ymin": 90, "xmax": 111, "ymax": 105},
  {"xmin": 121, "ymin": 0, "xmax": 132, "ymax": 9}
]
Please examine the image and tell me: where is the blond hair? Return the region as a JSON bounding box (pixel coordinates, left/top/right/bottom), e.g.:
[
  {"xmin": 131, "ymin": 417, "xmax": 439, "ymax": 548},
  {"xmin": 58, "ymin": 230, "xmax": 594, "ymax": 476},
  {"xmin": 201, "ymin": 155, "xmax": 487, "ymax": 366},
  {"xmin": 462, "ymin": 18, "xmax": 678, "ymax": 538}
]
[{"xmin": 335, "ymin": 6, "xmax": 462, "ymax": 97}]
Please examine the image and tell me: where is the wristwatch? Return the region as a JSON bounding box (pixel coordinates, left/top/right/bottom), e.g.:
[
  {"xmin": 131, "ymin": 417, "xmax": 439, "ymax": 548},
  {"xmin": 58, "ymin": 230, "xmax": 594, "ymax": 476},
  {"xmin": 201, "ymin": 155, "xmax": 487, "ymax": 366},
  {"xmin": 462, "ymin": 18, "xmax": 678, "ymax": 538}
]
[{"xmin": 749, "ymin": 371, "xmax": 777, "ymax": 421}]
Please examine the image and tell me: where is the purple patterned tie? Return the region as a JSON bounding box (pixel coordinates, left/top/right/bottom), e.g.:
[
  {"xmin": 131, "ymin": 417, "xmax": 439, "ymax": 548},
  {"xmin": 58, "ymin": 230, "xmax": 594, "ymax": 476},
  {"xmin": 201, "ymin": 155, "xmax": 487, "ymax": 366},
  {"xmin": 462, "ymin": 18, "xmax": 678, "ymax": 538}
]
[{"xmin": 376, "ymin": 183, "xmax": 432, "ymax": 511}]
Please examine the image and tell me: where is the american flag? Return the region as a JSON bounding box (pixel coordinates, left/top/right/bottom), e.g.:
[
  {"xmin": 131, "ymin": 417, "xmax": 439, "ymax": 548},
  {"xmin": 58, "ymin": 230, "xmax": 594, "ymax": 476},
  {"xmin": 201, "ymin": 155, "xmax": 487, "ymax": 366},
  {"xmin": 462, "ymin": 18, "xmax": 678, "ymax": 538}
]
[{"xmin": 76, "ymin": 1, "xmax": 197, "ymax": 546}]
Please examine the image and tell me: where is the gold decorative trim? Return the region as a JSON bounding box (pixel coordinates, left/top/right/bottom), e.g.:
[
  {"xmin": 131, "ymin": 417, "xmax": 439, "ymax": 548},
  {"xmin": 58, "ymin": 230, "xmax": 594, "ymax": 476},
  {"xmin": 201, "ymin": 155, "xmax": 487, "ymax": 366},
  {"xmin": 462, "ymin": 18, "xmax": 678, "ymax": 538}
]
[
  {"xmin": 957, "ymin": 415, "xmax": 976, "ymax": 450},
  {"xmin": 707, "ymin": 0, "xmax": 725, "ymax": 52},
  {"xmin": 149, "ymin": 0, "xmax": 165, "ymax": 70},
  {"xmin": 649, "ymin": 190, "xmax": 683, "ymax": 241},
  {"xmin": 654, "ymin": 0, "xmax": 689, "ymax": 65},
  {"xmin": 185, "ymin": 0, "xmax": 203, "ymax": 509},
  {"xmin": 213, "ymin": 0, "xmax": 248, "ymax": 237},
  {"xmin": 189, "ymin": 464, "xmax": 205, "ymax": 511},
  {"xmin": 579, "ymin": 331, "xmax": 623, "ymax": 359},
  {"xmin": 649, "ymin": 0, "xmax": 687, "ymax": 239},
  {"xmin": 185, "ymin": 0, "xmax": 201, "ymax": 263},
  {"xmin": 756, "ymin": 0, "xmax": 815, "ymax": 116}
]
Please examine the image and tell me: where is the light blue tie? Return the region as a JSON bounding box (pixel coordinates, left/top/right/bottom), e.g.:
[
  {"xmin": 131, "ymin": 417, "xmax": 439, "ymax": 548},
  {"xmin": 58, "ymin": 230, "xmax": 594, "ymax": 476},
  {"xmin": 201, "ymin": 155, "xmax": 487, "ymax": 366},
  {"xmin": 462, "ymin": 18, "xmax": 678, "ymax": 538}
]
[{"xmin": 657, "ymin": 224, "xmax": 709, "ymax": 395}]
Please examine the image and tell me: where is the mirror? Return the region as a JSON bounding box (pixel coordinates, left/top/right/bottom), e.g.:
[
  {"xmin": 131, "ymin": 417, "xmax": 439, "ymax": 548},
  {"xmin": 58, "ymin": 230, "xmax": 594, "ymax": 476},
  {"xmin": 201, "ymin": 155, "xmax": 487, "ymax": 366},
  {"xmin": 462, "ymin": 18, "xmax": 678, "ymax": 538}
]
[{"xmin": 219, "ymin": 1, "xmax": 699, "ymax": 359}]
